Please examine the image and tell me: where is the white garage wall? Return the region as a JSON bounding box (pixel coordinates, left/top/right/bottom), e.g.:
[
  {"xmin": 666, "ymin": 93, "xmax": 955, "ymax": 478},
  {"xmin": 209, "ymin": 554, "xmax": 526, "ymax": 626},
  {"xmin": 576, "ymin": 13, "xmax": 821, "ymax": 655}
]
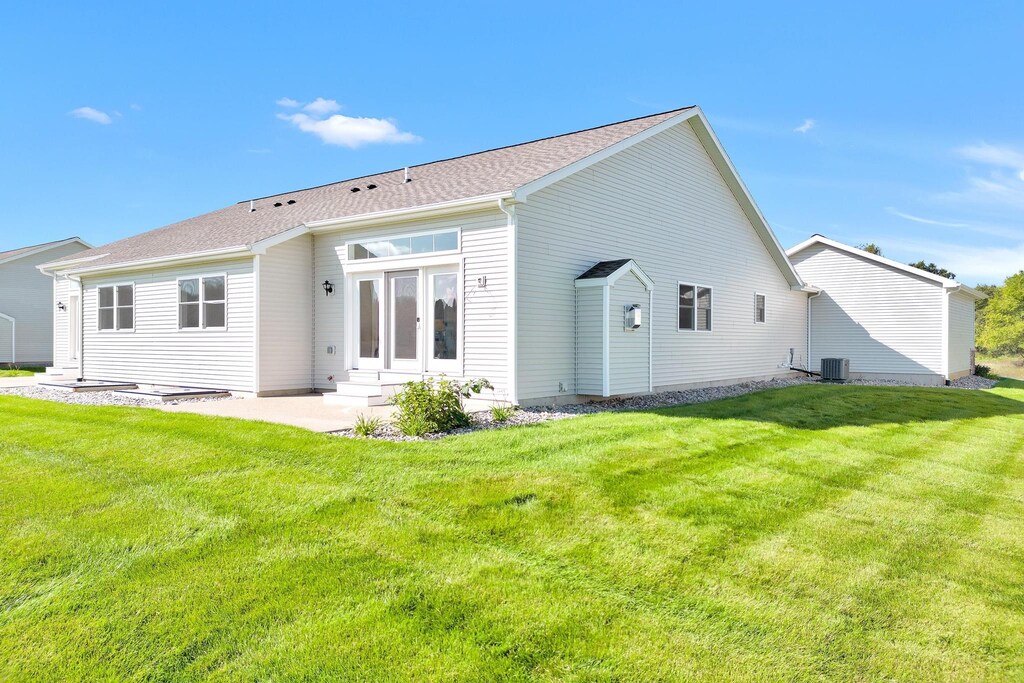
[
  {"xmin": 948, "ymin": 290, "xmax": 976, "ymax": 375},
  {"xmin": 790, "ymin": 243, "xmax": 944, "ymax": 379}
]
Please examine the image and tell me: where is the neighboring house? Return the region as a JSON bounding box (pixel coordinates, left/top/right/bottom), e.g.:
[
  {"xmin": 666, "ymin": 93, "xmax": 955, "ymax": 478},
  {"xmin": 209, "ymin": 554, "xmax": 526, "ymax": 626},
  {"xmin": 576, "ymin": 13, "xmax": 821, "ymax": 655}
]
[
  {"xmin": 788, "ymin": 235, "xmax": 985, "ymax": 385},
  {"xmin": 0, "ymin": 238, "xmax": 91, "ymax": 365},
  {"xmin": 38, "ymin": 107, "xmax": 978, "ymax": 405}
]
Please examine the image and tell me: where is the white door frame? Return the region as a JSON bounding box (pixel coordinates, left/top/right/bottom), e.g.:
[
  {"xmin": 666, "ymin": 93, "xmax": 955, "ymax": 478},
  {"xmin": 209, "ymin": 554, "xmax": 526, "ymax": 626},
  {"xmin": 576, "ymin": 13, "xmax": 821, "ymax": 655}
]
[
  {"xmin": 344, "ymin": 259, "xmax": 463, "ymax": 375},
  {"xmin": 387, "ymin": 270, "xmax": 422, "ymax": 372}
]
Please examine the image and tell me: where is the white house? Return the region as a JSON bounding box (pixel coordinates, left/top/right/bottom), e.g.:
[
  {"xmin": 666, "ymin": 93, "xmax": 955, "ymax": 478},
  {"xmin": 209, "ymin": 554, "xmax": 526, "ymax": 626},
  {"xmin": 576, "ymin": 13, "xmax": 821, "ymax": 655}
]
[
  {"xmin": 788, "ymin": 235, "xmax": 985, "ymax": 385},
  {"xmin": 0, "ymin": 237, "xmax": 91, "ymax": 365},
  {"xmin": 38, "ymin": 107, "xmax": 979, "ymax": 405}
]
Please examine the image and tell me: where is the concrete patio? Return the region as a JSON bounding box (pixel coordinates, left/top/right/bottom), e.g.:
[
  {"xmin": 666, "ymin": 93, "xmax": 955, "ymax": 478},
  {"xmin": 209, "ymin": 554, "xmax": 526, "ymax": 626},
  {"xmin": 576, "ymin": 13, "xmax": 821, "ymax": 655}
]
[{"xmin": 158, "ymin": 393, "xmax": 393, "ymax": 432}]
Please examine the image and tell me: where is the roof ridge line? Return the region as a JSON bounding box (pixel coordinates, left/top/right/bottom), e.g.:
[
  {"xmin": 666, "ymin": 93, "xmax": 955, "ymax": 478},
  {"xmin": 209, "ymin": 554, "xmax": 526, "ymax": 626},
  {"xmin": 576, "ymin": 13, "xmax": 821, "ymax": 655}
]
[{"xmin": 238, "ymin": 106, "xmax": 696, "ymax": 203}]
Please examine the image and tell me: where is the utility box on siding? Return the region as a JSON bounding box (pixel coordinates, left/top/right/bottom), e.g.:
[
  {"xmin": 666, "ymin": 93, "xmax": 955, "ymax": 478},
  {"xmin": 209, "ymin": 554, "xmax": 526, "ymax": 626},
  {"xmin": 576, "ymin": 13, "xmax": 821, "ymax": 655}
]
[{"xmin": 574, "ymin": 259, "xmax": 654, "ymax": 397}]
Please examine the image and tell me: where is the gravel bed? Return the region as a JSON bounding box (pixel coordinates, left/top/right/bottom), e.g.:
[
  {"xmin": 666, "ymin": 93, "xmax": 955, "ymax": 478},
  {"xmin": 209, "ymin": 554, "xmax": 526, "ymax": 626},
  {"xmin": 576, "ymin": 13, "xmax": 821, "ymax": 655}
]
[
  {"xmin": 334, "ymin": 374, "xmax": 1002, "ymax": 441},
  {"xmin": 0, "ymin": 385, "xmax": 236, "ymax": 407}
]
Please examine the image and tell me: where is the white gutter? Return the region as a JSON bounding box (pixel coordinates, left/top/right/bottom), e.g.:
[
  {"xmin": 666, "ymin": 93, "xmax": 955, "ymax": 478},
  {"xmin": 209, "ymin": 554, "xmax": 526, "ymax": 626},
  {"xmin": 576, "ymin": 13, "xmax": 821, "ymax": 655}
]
[
  {"xmin": 806, "ymin": 289, "xmax": 821, "ymax": 374},
  {"xmin": 0, "ymin": 312, "xmax": 14, "ymax": 364},
  {"xmin": 306, "ymin": 193, "xmax": 511, "ymax": 233},
  {"xmin": 42, "ymin": 246, "xmax": 253, "ymax": 277},
  {"xmin": 497, "ymin": 198, "xmax": 519, "ymax": 404}
]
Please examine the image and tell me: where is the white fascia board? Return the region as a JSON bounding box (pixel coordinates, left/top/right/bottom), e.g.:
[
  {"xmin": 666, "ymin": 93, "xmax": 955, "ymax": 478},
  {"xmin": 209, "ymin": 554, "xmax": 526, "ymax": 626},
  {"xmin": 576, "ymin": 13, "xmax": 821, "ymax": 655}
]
[
  {"xmin": 944, "ymin": 283, "xmax": 987, "ymax": 300},
  {"xmin": 249, "ymin": 224, "xmax": 309, "ymax": 254},
  {"xmin": 0, "ymin": 237, "xmax": 92, "ymax": 267},
  {"xmin": 305, "ymin": 193, "xmax": 511, "ymax": 233},
  {"xmin": 512, "ymin": 108, "xmax": 701, "ymax": 202},
  {"xmin": 47, "ymin": 246, "xmax": 253, "ymax": 278},
  {"xmin": 788, "ymin": 234, "xmax": 960, "ymax": 288},
  {"xmin": 37, "ymin": 252, "xmax": 111, "ymax": 274}
]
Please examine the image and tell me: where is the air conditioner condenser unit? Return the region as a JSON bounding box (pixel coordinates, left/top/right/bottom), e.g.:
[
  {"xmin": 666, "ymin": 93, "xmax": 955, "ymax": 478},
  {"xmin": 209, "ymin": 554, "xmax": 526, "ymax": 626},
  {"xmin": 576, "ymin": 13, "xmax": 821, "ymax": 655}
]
[{"xmin": 821, "ymin": 358, "xmax": 850, "ymax": 382}]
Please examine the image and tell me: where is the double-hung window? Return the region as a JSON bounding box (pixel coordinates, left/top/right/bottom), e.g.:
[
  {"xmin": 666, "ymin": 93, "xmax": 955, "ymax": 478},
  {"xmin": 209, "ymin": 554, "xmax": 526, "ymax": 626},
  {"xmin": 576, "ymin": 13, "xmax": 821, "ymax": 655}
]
[
  {"xmin": 98, "ymin": 284, "xmax": 134, "ymax": 330},
  {"xmin": 179, "ymin": 275, "xmax": 226, "ymax": 329},
  {"xmin": 678, "ymin": 284, "xmax": 712, "ymax": 331}
]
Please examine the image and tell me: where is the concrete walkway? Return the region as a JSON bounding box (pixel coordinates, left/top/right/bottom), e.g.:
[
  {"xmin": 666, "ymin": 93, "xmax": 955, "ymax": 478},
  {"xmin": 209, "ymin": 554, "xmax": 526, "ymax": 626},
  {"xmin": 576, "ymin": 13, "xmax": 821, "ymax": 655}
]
[
  {"xmin": 159, "ymin": 394, "xmax": 392, "ymax": 432},
  {"xmin": 0, "ymin": 376, "xmax": 46, "ymax": 388}
]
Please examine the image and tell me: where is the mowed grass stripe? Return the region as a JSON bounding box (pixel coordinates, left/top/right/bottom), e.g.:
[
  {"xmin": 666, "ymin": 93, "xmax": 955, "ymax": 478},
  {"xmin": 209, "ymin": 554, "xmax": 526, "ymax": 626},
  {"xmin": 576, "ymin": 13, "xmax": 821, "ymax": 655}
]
[{"xmin": 0, "ymin": 383, "xmax": 1022, "ymax": 680}]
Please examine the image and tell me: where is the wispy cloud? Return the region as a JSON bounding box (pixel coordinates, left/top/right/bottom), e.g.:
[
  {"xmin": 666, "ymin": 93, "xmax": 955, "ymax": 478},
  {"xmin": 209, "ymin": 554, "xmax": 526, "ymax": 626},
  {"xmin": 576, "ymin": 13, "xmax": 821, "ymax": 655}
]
[
  {"xmin": 276, "ymin": 97, "xmax": 300, "ymax": 108},
  {"xmin": 794, "ymin": 118, "xmax": 816, "ymax": 134},
  {"xmin": 69, "ymin": 106, "xmax": 113, "ymax": 125},
  {"xmin": 276, "ymin": 98, "xmax": 420, "ymax": 148},
  {"xmin": 956, "ymin": 142, "xmax": 1024, "ymax": 170},
  {"xmin": 129, "ymin": 103, "xmax": 142, "ymax": 111},
  {"xmin": 885, "ymin": 207, "xmax": 969, "ymax": 228},
  {"xmin": 876, "ymin": 235, "xmax": 1024, "ymax": 283},
  {"xmin": 247, "ymin": 148, "xmax": 272, "ymax": 154},
  {"xmin": 303, "ymin": 97, "xmax": 341, "ymax": 115}
]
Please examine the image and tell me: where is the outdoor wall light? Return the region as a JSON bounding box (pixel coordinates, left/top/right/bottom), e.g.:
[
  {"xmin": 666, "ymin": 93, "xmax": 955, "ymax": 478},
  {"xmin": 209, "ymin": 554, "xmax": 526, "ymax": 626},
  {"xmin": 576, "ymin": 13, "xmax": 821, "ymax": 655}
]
[
  {"xmin": 322, "ymin": 280, "xmax": 334, "ymax": 296},
  {"xmin": 56, "ymin": 301, "xmax": 67, "ymax": 311}
]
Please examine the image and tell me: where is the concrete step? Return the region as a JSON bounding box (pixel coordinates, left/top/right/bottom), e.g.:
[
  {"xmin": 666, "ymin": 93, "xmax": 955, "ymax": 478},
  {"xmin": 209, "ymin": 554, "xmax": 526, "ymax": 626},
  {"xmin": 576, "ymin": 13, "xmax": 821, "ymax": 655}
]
[{"xmin": 323, "ymin": 391, "xmax": 391, "ymax": 407}]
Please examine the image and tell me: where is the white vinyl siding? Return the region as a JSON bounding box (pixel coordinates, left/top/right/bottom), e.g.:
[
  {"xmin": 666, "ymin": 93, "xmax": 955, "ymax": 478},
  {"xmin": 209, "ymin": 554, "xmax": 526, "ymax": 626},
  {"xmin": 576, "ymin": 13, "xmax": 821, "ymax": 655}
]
[
  {"xmin": 790, "ymin": 243, "xmax": 945, "ymax": 378},
  {"xmin": 574, "ymin": 286, "xmax": 604, "ymax": 395},
  {"xmin": 516, "ymin": 118, "xmax": 807, "ymax": 401},
  {"xmin": 312, "ymin": 209, "xmax": 509, "ymax": 395},
  {"xmin": 948, "ymin": 290, "xmax": 976, "ymax": 375},
  {"xmin": 0, "ymin": 240, "xmax": 89, "ymax": 364},
  {"xmin": 608, "ymin": 272, "xmax": 650, "ymax": 395},
  {"xmin": 81, "ymin": 258, "xmax": 256, "ymax": 390},
  {"xmin": 258, "ymin": 235, "xmax": 314, "ymax": 393},
  {"xmin": 52, "ymin": 276, "xmax": 71, "ymax": 365}
]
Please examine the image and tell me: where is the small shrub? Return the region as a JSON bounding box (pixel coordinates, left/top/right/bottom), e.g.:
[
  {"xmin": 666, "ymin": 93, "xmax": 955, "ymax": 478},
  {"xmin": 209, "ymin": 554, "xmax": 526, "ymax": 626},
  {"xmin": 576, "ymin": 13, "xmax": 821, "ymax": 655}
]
[
  {"xmin": 353, "ymin": 414, "xmax": 383, "ymax": 437},
  {"xmin": 974, "ymin": 364, "xmax": 994, "ymax": 379},
  {"xmin": 490, "ymin": 404, "xmax": 516, "ymax": 423},
  {"xmin": 390, "ymin": 376, "xmax": 492, "ymax": 436}
]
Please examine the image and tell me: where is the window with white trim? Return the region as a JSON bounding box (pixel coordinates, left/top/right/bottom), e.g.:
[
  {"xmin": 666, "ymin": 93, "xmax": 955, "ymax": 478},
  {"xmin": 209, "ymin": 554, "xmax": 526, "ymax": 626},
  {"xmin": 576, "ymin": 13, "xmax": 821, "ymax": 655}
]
[
  {"xmin": 179, "ymin": 275, "xmax": 226, "ymax": 329},
  {"xmin": 678, "ymin": 284, "xmax": 712, "ymax": 331},
  {"xmin": 348, "ymin": 229, "xmax": 459, "ymax": 260},
  {"xmin": 98, "ymin": 284, "xmax": 134, "ymax": 330},
  {"xmin": 755, "ymin": 293, "xmax": 766, "ymax": 324}
]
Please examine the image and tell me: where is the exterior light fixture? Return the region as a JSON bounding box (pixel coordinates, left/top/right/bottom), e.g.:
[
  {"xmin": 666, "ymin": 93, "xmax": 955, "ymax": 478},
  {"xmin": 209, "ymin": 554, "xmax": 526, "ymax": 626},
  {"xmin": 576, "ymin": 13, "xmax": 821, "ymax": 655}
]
[
  {"xmin": 57, "ymin": 301, "xmax": 67, "ymax": 311},
  {"xmin": 322, "ymin": 280, "xmax": 334, "ymax": 296}
]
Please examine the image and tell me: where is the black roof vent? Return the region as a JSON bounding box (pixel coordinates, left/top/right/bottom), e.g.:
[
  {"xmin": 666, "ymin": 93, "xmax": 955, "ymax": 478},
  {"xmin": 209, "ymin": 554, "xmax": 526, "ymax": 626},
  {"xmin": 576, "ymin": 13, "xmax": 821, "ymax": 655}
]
[
  {"xmin": 286, "ymin": 199, "xmax": 296, "ymax": 205},
  {"xmin": 273, "ymin": 202, "xmax": 283, "ymax": 207},
  {"xmin": 350, "ymin": 187, "xmax": 361, "ymax": 193},
  {"xmin": 366, "ymin": 184, "xmax": 377, "ymax": 190}
]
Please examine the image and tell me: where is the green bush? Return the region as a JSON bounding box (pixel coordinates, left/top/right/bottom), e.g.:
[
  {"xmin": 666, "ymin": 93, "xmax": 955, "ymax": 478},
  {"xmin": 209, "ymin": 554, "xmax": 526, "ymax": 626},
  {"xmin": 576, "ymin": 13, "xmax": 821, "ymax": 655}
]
[
  {"xmin": 390, "ymin": 376, "xmax": 492, "ymax": 436},
  {"xmin": 353, "ymin": 414, "xmax": 383, "ymax": 437},
  {"xmin": 974, "ymin": 364, "xmax": 995, "ymax": 379},
  {"xmin": 489, "ymin": 404, "xmax": 516, "ymax": 423}
]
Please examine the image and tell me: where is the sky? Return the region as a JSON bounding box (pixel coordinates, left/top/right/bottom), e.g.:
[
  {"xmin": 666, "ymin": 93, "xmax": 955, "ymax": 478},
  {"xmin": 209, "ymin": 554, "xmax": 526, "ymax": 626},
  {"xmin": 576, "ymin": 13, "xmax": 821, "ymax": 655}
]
[{"xmin": 1, "ymin": 2, "xmax": 1022, "ymax": 285}]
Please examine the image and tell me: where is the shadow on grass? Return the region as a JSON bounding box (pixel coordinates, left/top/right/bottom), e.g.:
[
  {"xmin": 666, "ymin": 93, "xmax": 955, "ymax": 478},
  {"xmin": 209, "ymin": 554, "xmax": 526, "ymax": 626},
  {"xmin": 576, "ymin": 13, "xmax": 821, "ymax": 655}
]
[{"xmin": 633, "ymin": 383, "xmax": 1024, "ymax": 430}]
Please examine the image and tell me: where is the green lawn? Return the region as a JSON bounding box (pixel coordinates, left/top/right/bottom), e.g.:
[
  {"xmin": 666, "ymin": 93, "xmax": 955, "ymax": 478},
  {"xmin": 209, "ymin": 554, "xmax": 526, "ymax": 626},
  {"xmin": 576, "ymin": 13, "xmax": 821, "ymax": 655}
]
[
  {"xmin": 979, "ymin": 355, "xmax": 1024, "ymax": 380},
  {"xmin": 0, "ymin": 366, "xmax": 43, "ymax": 377},
  {"xmin": 2, "ymin": 382, "xmax": 1024, "ymax": 681}
]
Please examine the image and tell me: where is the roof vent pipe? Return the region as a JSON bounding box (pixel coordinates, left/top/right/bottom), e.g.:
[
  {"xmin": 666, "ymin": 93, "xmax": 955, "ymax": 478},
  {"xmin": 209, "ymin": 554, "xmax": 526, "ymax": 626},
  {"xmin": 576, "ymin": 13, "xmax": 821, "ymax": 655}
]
[
  {"xmin": 249, "ymin": 200, "xmax": 255, "ymax": 213},
  {"xmin": 404, "ymin": 167, "xmax": 411, "ymax": 183}
]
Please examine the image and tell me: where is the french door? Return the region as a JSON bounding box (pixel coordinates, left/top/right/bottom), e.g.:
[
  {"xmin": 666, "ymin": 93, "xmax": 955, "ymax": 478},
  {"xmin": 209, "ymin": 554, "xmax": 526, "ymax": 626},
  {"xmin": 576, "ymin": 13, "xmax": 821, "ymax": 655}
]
[{"xmin": 352, "ymin": 267, "xmax": 459, "ymax": 373}]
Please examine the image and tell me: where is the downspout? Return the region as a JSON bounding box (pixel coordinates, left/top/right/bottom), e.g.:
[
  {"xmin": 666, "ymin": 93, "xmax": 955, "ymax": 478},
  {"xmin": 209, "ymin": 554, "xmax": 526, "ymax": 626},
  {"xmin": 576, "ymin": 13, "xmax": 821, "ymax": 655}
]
[
  {"xmin": 805, "ymin": 290, "xmax": 821, "ymax": 374},
  {"xmin": 497, "ymin": 198, "xmax": 518, "ymax": 404},
  {"xmin": 941, "ymin": 287, "xmax": 952, "ymax": 383}
]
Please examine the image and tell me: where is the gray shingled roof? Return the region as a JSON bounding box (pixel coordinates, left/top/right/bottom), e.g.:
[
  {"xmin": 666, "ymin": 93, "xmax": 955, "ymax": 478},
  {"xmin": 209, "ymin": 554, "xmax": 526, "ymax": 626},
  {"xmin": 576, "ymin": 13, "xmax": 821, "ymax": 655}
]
[
  {"xmin": 48, "ymin": 108, "xmax": 693, "ymax": 270},
  {"xmin": 576, "ymin": 259, "xmax": 633, "ymax": 280},
  {"xmin": 0, "ymin": 237, "xmax": 83, "ymax": 262}
]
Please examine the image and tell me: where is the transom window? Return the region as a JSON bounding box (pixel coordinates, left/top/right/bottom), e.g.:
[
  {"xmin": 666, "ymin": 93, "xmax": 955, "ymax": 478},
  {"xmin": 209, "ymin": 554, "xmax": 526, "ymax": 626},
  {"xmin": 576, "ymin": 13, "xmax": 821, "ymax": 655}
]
[
  {"xmin": 98, "ymin": 284, "xmax": 134, "ymax": 331},
  {"xmin": 678, "ymin": 284, "xmax": 712, "ymax": 332},
  {"xmin": 348, "ymin": 229, "xmax": 458, "ymax": 260},
  {"xmin": 179, "ymin": 275, "xmax": 226, "ymax": 329},
  {"xmin": 755, "ymin": 293, "xmax": 766, "ymax": 324}
]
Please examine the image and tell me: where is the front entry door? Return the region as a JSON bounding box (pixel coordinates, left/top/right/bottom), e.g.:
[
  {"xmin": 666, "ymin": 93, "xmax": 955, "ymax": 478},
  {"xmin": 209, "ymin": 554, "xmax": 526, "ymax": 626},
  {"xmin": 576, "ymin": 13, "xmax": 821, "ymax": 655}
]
[{"xmin": 387, "ymin": 271, "xmax": 420, "ymax": 371}]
